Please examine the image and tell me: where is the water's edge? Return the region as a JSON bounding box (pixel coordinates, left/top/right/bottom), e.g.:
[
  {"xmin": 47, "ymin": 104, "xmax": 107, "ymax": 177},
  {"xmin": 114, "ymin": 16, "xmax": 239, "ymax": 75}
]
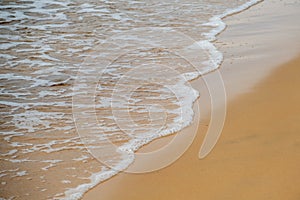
[{"xmin": 63, "ymin": 1, "xmax": 263, "ymax": 199}]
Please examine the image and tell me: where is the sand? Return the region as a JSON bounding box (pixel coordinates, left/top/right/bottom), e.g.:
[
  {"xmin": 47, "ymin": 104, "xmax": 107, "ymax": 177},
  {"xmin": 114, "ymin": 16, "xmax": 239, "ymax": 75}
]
[
  {"xmin": 82, "ymin": 0, "xmax": 300, "ymax": 199},
  {"xmin": 83, "ymin": 58, "xmax": 300, "ymax": 200}
]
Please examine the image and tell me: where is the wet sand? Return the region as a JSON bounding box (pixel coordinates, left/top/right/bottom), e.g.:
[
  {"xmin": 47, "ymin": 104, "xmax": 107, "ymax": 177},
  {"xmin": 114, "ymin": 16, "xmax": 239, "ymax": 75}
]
[{"xmin": 82, "ymin": 0, "xmax": 300, "ymax": 199}]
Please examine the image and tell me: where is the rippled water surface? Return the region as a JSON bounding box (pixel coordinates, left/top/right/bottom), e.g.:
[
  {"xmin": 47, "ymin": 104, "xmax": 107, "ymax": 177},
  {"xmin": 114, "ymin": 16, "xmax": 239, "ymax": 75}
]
[{"xmin": 0, "ymin": 0, "xmax": 259, "ymax": 199}]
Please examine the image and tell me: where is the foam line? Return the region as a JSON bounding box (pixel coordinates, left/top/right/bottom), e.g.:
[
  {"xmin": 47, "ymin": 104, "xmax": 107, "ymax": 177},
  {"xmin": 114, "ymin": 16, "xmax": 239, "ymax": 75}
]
[{"xmin": 60, "ymin": 1, "xmax": 263, "ymax": 200}]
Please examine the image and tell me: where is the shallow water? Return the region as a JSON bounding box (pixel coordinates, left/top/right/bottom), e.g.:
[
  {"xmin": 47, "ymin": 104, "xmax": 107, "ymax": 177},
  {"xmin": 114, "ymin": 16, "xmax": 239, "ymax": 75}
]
[{"xmin": 0, "ymin": 0, "xmax": 261, "ymax": 199}]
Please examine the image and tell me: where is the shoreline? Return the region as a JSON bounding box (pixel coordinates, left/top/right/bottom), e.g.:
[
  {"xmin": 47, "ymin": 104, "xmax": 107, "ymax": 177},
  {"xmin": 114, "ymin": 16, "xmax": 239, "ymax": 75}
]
[
  {"xmin": 82, "ymin": 0, "xmax": 300, "ymax": 199},
  {"xmin": 84, "ymin": 56, "xmax": 300, "ymax": 200}
]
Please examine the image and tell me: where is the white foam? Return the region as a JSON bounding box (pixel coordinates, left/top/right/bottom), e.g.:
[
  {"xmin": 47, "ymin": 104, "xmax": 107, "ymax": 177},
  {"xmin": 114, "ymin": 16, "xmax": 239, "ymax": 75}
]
[
  {"xmin": 61, "ymin": 180, "xmax": 71, "ymax": 184},
  {"xmin": 60, "ymin": 160, "xmax": 133, "ymax": 200},
  {"xmin": 72, "ymin": 155, "xmax": 89, "ymax": 162},
  {"xmin": 12, "ymin": 110, "xmax": 65, "ymax": 133},
  {"xmin": 1, "ymin": 150, "xmax": 17, "ymax": 157},
  {"xmin": 6, "ymin": 158, "xmax": 35, "ymax": 163},
  {"xmin": 14, "ymin": 170, "xmax": 27, "ymax": 177},
  {"xmin": 20, "ymin": 137, "xmax": 83, "ymax": 155},
  {"xmin": 62, "ymin": 1, "xmax": 264, "ymax": 200},
  {"xmin": 41, "ymin": 160, "xmax": 63, "ymax": 171},
  {"xmin": 198, "ymin": 0, "xmax": 262, "ymax": 74},
  {"xmin": 0, "ymin": 174, "xmax": 7, "ymax": 178}
]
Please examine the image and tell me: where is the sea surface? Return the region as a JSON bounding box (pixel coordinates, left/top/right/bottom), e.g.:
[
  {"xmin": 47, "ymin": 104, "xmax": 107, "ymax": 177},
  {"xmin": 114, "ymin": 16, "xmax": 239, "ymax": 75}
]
[{"xmin": 0, "ymin": 0, "xmax": 261, "ymax": 199}]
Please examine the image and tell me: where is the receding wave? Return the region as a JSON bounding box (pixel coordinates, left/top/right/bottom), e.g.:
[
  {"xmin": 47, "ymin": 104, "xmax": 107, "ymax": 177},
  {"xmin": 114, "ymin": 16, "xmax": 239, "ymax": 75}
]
[{"xmin": 0, "ymin": 0, "xmax": 262, "ymax": 199}]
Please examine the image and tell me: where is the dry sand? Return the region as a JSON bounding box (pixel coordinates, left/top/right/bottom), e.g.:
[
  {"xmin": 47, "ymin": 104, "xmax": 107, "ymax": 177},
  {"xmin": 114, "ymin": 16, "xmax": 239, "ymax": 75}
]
[{"xmin": 82, "ymin": 0, "xmax": 300, "ymax": 199}]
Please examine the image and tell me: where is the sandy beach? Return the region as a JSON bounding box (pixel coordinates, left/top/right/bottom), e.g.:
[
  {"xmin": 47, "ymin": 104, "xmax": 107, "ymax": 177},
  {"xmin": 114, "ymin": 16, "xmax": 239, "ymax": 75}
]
[
  {"xmin": 82, "ymin": 0, "xmax": 300, "ymax": 199},
  {"xmin": 1, "ymin": 0, "xmax": 299, "ymax": 199}
]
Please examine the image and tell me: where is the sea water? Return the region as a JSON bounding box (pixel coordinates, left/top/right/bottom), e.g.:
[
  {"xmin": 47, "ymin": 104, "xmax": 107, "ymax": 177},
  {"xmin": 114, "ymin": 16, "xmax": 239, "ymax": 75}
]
[{"xmin": 0, "ymin": 0, "xmax": 262, "ymax": 199}]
